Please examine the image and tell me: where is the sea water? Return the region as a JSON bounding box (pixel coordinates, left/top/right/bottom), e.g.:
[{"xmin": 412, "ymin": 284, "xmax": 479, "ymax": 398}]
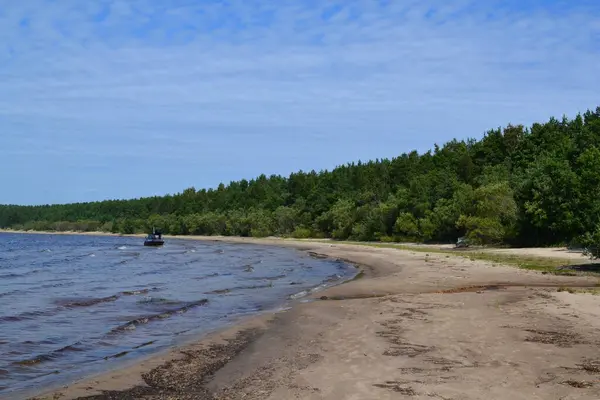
[{"xmin": 0, "ymin": 233, "xmax": 355, "ymax": 398}]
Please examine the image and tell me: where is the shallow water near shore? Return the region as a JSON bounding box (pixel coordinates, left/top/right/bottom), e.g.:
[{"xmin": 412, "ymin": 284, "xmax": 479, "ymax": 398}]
[{"xmin": 0, "ymin": 233, "xmax": 356, "ymax": 398}]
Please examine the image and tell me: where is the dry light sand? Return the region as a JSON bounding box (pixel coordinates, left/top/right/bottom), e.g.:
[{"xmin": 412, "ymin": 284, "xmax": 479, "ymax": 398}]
[{"xmin": 26, "ymin": 237, "xmax": 600, "ymax": 400}]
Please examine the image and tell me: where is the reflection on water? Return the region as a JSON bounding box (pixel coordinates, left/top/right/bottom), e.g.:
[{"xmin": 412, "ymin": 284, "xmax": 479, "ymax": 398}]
[{"xmin": 0, "ymin": 233, "xmax": 355, "ymax": 397}]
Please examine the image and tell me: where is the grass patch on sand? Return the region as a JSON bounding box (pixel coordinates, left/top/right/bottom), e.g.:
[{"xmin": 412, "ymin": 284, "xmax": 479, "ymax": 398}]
[
  {"xmin": 557, "ymin": 287, "xmax": 600, "ymax": 295},
  {"xmin": 337, "ymin": 241, "xmax": 587, "ymax": 276}
]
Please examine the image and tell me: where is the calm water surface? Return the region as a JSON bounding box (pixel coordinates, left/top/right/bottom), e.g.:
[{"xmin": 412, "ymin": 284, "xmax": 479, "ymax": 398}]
[{"xmin": 0, "ymin": 233, "xmax": 355, "ymax": 398}]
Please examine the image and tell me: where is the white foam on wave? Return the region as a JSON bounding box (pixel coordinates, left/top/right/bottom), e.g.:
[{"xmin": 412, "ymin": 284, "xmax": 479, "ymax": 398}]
[
  {"xmin": 118, "ymin": 246, "xmax": 128, "ymax": 250},
  {"xmin": 289, "ymin": 278, "xmax": 346, "ymax": 301},
  {"xmin": 289, "ymin": 290, "xmax": 309, "ymax": 300}
]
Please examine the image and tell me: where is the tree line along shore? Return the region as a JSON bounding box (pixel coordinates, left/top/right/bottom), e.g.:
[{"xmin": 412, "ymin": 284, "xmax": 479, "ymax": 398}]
[{"xmin": 2, "ymin": 107, "xmax": 600, "ymax": 255}]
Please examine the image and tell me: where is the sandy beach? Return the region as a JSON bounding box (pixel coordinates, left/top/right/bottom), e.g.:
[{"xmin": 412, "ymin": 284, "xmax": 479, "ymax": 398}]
[{"xmin": 20, "ymin": 237, "xmax": 600, "ymax": 400}]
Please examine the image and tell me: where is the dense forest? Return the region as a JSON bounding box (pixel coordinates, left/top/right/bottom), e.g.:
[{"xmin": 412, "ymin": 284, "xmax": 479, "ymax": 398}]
[{"xmin": 2, "ymin": 107, "xmax": 600, "ymax": 252}]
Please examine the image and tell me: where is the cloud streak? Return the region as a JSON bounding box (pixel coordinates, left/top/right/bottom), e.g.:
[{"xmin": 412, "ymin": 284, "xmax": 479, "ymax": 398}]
[{"xmin": 1, "ymin": 0, "xmax": 599, "ymax": 204}]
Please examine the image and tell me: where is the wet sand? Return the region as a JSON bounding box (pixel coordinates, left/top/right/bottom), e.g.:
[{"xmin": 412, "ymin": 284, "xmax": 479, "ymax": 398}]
[{"xmin": 26, "ymin": 238, "xmax": 600, "ymax": 399}]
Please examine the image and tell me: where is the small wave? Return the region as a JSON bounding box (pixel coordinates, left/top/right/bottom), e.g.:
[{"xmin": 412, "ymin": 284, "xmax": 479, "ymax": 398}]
[
  {"xmin": 120, "ymin": 251, "xmax": 140, "ymax": 257},
  {"xmin": 182, "ymin": 257, "xmax": 204, "ymax": 266},
  {"xmin": 193, "ymin": 273, "xmax": 219, "ymax": 280},
  {"xmin": 243, "ymin": 260, "xmax": 263, "ymax": 267},
  {"xmin": 22, "ymin": 339, "xmax": 55, "ymax": 346},
  {"xmin": 39, "ymin": 249, "xmax": 52, "ymax": 253},
  {"xmin": 109, "ymin": 299, "xmax": 209, "ymax": 333},
  {"xmin": 0, "ymin": 269, "xmax": 42, "ymax": 279},
  {"xmin": 324, "ymin": 274, "xmax": 343, "ymax": 283},
  {"xmin": 0, "ymin": 315, "xmax": 25, "ymax": 323},
  {"xmin": 289, "ymin": 290, "xmax": 309, "ymax": 300},
  {"xmin": 133, "ymin": 340, "xmax": 156, "ymax": 349},
  {"xmin": 289, "ymin": 276, "xmax": 343, "ymax": 300},
  {"xmin": 0, "ymin": 289, "xmax": 21, "ymax": 298},
  {"xmin": 0, "ymin": 307, "xmax": 62, "ymax": 322},
  {"xmin": 136, "ymin": 296, "xmax": 180, "ymax": 305},
  {"xmin": 246, "ymin": 274, "xmax": 286, "ymax": 281},
  {"xmin": 12, "ymin": 342, "xmax": 85, "ymax": 366},
  {"xmin": 13, "ymin": 353, "xmax": 55, "ymax": 366},
  {"xmin": 55, "ymin": 343, "xmax": 85, "ymax": 353},
  {"xmin": 309, "ymin": 283, "xmax": 330, "ymax": 294},
  {"xmin": 0, "ymin": 273, "xmax": 21, "ymax": 279},
  {"xmin": 39, "ymin": 281, "xmax": 73, "ymax": 289},
  {"xmin": 122, "ymin": 288, "xmax": 152, "ymax": 296},
  {"xmin": 237, "ymin": 283, "xmax": 273, "ymax": 290},
  {"xmin": 104, "ymin": 350, "xmax": 129, "ymax": 360},
  {"xmin": 2, "ymin": 289, "xmax": 155, "ymax": 322},
  {"xmin": 205, "ymin": 288, "xmax": 231, "ymax": 295},
  {"xmin": 136, "ymin": 270, "xmax": 162, "ymax": 277},
  {"xmin": 205, "ymin": 283, "xmax": 273, "ymax": 295},
  {"xmin": 57, "ymin": 295, "xmax": 119, "ymax": 308},
  {"xmin": 89, "ymin": 253, "xmax": 96, "ymax": 257},
  {"xmin": 56, "ymin": 287, "xmax": 158, "ymax": 308},
  {"xmin": 117, "ymin": 246, "xmax": 128, "ymax": 250}
]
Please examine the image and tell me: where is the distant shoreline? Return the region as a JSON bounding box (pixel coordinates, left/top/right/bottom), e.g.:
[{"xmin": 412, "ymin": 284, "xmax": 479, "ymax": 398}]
[
  {"xmin": 0, "ymin": 229, "xmax": 130, "ymax": 237},
  {"xmin": 0, "ymin": 229, "xmax": 337, "ymax": 248}
]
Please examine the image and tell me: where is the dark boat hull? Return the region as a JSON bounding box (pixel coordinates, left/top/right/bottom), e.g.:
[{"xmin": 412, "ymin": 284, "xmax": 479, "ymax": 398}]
[{"xmin": 144, "ymin": 240, "xmax": 164, "ymax": 246}]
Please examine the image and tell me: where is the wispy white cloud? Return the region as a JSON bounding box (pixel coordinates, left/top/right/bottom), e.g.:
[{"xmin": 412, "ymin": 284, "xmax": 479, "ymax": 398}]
[{"xmin": 1, "ymin": 0, "xmax": 599, "ymax": 204}]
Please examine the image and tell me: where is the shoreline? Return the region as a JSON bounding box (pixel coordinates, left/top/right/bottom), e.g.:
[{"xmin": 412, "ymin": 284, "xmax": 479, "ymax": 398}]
[
  {"xmin": 10, "ymin": 234, "xmax": 600, "ymax": 399},
  {"xmin": 4, "ymin": 235, "xmax": 362, "ymax": 400},
  {"xmin": 24, "ymin": 238, "xmax": 366, "ymax": 400},
  {"xmin": 26, "ymin": 312, "xmax": 276, "ymax": 400}
]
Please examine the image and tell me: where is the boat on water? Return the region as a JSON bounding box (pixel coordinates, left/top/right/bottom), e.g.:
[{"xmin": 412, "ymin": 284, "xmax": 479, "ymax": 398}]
[{"xmin": 144, "ymin": 228, "xmax": 164, "ymax": 246}]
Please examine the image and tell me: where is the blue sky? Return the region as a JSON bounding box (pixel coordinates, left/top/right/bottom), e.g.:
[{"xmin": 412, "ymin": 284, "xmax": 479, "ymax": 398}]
[{"xmin": 1, "ymin": 0, "xmax": 599, "ymax": 205}]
